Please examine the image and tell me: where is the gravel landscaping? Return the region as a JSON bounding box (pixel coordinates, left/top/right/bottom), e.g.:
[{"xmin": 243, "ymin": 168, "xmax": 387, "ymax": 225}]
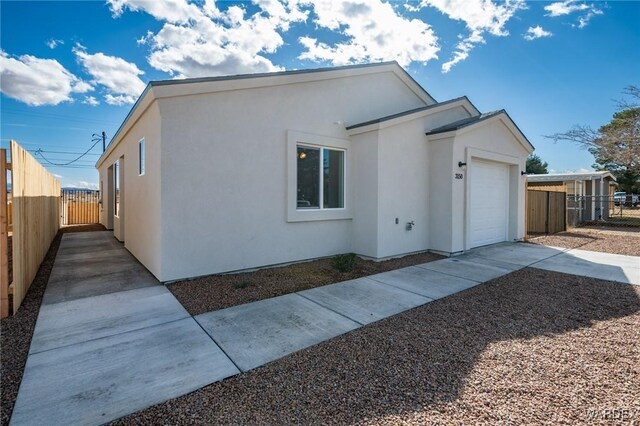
[
  {"xmin": 169, "ymin": 252, "xmax": 444, "ymax": 315},
  {"xmin": 114, "ymin": 268, "xmax": 640, "ymax": 425},
  {"xmin": 0, "ymin": 224, "xmax": 105, "ymax": 426},
  {"xmin": 527, "ymin": 226, "xmax": 640, "ymax": 257}
]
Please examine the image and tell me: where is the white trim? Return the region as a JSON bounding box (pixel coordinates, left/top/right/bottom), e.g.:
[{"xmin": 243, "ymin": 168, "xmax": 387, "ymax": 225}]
[
  {"xmin": 286, "ymin": 130, "xmax": 352, "ymax": 222},
  {"xmin": 138, "ymin": 137, "xmax": 145, "ymax": 176}
]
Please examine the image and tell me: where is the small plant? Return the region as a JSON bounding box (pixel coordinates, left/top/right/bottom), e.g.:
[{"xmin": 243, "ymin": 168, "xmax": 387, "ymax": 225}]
[
  {"xmin": 233, "ymin": 281, "xmax": 252, "ymax": 289},
  {"xmin": 333, "ymin": 253, "xmax": 357, "ymax": 273}
]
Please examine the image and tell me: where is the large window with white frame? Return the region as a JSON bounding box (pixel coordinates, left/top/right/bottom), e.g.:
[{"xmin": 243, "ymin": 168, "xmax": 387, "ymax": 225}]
[
  {"xmin": 297, "ymin": 145, "xmax": 344, "ymax": 210},
  {"xmin": 138, "ymin": 138, "xmax": 145, "ymax": 176}
]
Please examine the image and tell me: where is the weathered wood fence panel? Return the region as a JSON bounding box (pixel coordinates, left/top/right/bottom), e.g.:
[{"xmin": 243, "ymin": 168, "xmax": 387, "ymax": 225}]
[
  {"xmin": 1, "ymin": 149, "xmax": 8, "ymax": 318},
  {"xmin": 527, "ymin": 190, "xmax": 566, "ymax": 235},
  {"xmin": 10, "ymin": 140, "xmax": 61, "ymax": 313}
]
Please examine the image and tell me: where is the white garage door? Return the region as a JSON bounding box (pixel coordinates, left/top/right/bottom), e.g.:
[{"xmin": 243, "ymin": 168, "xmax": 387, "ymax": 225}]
[{"xmin": 469, "ymin": 160, "xmax": 509, "ymax": 248}]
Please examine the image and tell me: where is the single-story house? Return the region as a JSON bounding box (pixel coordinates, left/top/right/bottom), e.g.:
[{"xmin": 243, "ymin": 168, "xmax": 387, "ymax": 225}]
[
  {"xmin": 96, "ymin": 61, "xmax": 534, "ymax": 282},
  {"xmin": 527, "ymin": 171, "xmax": 617, "ymax": 221}
]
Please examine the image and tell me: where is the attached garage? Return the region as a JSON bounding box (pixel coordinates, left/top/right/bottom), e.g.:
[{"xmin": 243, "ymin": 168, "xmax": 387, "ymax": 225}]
[{"xmin": 469, "ymin": 159, "xmax": 510, "ymax": 248}]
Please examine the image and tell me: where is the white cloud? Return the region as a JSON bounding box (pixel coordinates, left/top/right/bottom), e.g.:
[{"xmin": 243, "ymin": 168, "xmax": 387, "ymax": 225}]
[
  {"xmin": 109, "ymin": 0, "xmax": 308, "ymax": 78},
  {"xmin": 524, "ymin": 25, "xmax": 553, "ymax": 41},
  {"xmin": 108, "ymin": 0, "xmax": 202, "ymax": 24},
  {"xmin": 0, "ymin": 50, "xmax": 92, "ymax": 106},
  {"xmin": 297, "ymin": 0, "xmax": 439, "ymax": 67},
  {"xmin": 416, "ymin": 0, "xmax": 526, "ymax": 72},
  {"xmin": 73, "ymin": 45, "xmax": 146, "ymax": 105},
  {"xmin": 544, "ymin": 1, "xmax": 603, "ymax": 28},
  {"xmin": 544, "ymin": 0, "xmax": 589, "ymax": 17},
  {"xmin": 65, "ymin": 180, "xmax": 99, "ymax": 190},
  {"xmin": 46, "ymin": 39, "xmax": 64, "ymax": 49},
  {"xmin": 83, "ymin": 95, "xmax": 100, "ymax": 106}
]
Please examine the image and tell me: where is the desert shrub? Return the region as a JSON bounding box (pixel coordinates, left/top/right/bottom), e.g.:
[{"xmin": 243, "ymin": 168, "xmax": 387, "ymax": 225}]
[{"xmin": 333, "ymin": 253, "xmax": 357, "ymax": 273}]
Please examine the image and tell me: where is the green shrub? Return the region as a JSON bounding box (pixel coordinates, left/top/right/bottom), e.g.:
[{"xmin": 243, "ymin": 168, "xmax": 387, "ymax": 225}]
[
  {"xmin": 333, "ymin": 253, "xmax": 357, "ymax": 273},
  {"xmin": 233, "ymin": 281, "xmax": 252, "ymax": 289}
]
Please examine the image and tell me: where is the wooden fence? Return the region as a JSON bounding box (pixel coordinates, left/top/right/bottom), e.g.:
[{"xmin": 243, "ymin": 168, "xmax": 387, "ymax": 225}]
[
  {"xmin": 1, "ymin": 149, "xmax": 9, "ymax": 318},
  {"xmin": 61, "ymin": 189, "xmax": 100, "ymax": 225},
  {"xmin": 6, "ymin": 140, "xmax": 61, "ymax": 315},
  {"xmin": 527, "ymin": 190, "xmax": 566, "ymax": 235}
]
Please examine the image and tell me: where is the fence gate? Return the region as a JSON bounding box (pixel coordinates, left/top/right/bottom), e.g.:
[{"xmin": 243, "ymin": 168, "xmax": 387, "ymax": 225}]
[
  {"xmin": 527, "ymin": 190, "xmax": 566, "ymax": 234},
  {"xmin": 61, "ymin": 189, "xmax": 100, "ymax": 225}
]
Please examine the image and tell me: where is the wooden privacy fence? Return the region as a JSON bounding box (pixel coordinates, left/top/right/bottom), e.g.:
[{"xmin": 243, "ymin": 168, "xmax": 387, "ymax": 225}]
[
  {"xmin": 1, "ymin": 141, "xmax": 60, "ymax": 317},
  {"xmin": 61, "ymin": 189, "xmax": 100, "ymax": 225},
  {"xmin": 1, "ymin": 149, "xmax": 9, "ymax": 317},
  {"xmin": 527, "ymin": 190, "xmax": 566, "ymax": 235}
]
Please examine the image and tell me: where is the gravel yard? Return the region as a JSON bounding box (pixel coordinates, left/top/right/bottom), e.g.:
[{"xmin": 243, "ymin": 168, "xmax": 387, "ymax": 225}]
[
  {"xmin": 114, "ymin": 268, "xmax": 640, "ymax": 425},
  {"xmin": 527, "ymin": 226, "xmax": 640, "ymax": 257},
  {"xmin": 169, "ymin": 252, "xmax": 444, "ymax": 315},
  {"xmin": 0, "ymin": 224, "xmax": 106, "ymax": 426}
]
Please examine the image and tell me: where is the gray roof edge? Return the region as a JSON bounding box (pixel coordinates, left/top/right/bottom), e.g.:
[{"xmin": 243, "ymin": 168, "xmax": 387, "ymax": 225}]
[
  {"xmin": 425, "ymin": 109, "xmax": 536, "ymax": 151},
  {"xmin": 425, "ymin": 109, "xmax": 505, "ymax": 135},
  {"xmin": 150, "ymin": 61, "xmax": 436, "ymax": 103},
  {"xmin": 346, "ymin": 96, "xmax": 472, "ymax": 130}
]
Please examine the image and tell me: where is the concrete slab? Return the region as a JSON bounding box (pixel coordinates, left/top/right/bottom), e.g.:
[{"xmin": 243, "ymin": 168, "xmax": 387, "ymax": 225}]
[
  {"xmin": 43, "ymin": 266, "xmax": 159, "ymax": 305},
  {"xmin": 467, "ymin": 242, "xmax": 564, "ymax": 266},
  {"xmin": 368, "ymin": 266, "xmax": 479, "ymax": 300},
  {"xmin": 454, "ymin": 253, "xmax": 524, "ymax": 272},
  {"xmin": 10, "ymin": 318, "xmax": 239, "ymax": 426},
  {"xmin": 533, "ymin": 251, "xmax": 640, "ymax": 285},
  {"xmin": 416, "ymin": 258, "xmax": 514, "ymax": 282},
  {"xmin": 30, "ymin": 286, "xmax": 189, "ymax": 354},
  {"xmin": 195, "ymin": 293, "xmax": 360, "ymax": 371},
  {"xmin": 299, "ymin": 277, "xmax": 432, "ymax": 325}
]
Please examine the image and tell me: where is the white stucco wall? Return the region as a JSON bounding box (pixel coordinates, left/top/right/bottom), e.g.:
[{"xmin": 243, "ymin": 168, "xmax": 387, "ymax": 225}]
[
  {"xmin": 97, "ymin": 102, "xmax": 163, "ymax": 278},
  {"xmin": 157, "ymin": 72, "xmax": 428, "ymax": 280},
  {"xmin": 452, "ymin": 118, "xmax": 530, "ymax": 252}
]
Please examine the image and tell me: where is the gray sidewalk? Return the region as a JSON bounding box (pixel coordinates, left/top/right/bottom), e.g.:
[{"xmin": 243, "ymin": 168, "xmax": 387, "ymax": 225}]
[{"xmin": 10, "ymin": 233, "xmax": 639, "ymax": 425}]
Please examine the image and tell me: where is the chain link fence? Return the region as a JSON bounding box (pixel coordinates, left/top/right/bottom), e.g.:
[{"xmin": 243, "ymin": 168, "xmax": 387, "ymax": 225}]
[{"xmin": 568, "ymin": 194, "xmax": 640, "ymax": 227}]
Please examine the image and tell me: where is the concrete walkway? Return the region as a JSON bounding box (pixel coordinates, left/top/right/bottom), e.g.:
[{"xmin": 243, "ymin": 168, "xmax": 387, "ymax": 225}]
[{"xmin": 10, "ymin": 233, "xmax": 639, "ymax": 425}]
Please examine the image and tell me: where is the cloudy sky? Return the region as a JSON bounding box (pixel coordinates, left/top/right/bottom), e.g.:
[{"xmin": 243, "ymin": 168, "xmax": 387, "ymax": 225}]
[{"xmin": 1, "ymin": 0, "xmax": 638, "ymax": 188}]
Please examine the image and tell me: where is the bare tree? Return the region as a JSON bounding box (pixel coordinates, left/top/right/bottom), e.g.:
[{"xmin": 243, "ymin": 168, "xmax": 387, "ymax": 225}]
[{"xmin": 546, "ymin": 85, "xmax": 640, "ymax": 174}]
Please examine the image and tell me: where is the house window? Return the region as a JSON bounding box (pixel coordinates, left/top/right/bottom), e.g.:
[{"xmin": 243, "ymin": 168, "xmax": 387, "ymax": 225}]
[
  {"xmin": 297, "ymin": 145, "xmax": 344, "ymax": 210},
  {"xmin": 138, "ymin": 138, "xmax": 145, "ymax": 176},
  {"xmin": 114, "ymin": 160, "xmax": 120, "ymax": 217}
]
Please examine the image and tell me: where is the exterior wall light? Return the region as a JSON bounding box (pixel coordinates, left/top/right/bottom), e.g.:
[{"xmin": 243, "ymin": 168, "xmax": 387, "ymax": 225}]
[
  {"xmin": 521, "ymin": 171, "xmax": 527, "ymax": 176},
  {"xmin": 458, "ymin": 161, "xmax": 467, "ymax": 168}
]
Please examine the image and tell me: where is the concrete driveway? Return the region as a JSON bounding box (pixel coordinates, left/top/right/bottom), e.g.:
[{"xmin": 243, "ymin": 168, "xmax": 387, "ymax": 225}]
[{"xmin": 10, "ymin": 233, "xmax": 639, "ymax": 425}]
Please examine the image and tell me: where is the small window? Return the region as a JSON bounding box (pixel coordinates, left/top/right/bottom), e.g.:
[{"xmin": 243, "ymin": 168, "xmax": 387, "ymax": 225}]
[
  {"xmin": 138, "ymin": 138, "xmax": 145, "ymax": 176},
  {"xmin": 297, "ymin": 145, "xmax": 344, "ymax": 210},
  {"xmin": 114, "ymin": 160, "xmax": 120, "ymax": 217}
]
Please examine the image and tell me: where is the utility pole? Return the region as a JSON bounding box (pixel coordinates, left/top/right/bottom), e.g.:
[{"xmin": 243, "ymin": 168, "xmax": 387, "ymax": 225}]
[{"xmin": 102, "ymin": 131, "xmax": 106, "ymax": 152}]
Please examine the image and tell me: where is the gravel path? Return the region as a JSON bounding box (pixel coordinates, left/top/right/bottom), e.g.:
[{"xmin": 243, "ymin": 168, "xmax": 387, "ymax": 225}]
[
  {"xmin": 0, "ymin": 224, "xmax": 106, "ymax": 426},
  {"xmin": 114, "ymin": 269, "xmax": 640, "ymax": 425},
  {"xmin": 527, "ymin": 227, "xmax": 640, "ymax": 256},
  {"xmin": 169, "ymin": 252, "xmax": 444, "ymax": 315}
]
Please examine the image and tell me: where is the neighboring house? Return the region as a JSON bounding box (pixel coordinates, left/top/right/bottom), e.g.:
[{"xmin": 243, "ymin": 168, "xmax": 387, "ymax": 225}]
[
  {"xmin": 527, "ymin": 171, "xmax": 617, "ymax": 221},
  {"xmin": 96, "ymin": 62, "xmax": 534, "ymax": 282}
]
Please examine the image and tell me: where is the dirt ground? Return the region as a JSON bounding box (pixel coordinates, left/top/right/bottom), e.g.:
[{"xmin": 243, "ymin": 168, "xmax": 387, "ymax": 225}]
[
  {"xmin": 115, "ymin": 268, "xmax": 640, "ymax": 425},
  {"xmin": 169, "ymin": 252, "xmax": 444, "ymax": 316},
  {"xmin": 527, "ymin": 226, "xmax": 640, "ymax": 256}
]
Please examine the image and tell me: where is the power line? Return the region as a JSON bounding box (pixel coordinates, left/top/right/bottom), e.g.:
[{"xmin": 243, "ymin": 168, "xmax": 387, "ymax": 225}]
[
  {"xmin": 1, "ymin": 108, "xmax": 120, "ymax": 126},
  {"xmin": 27, "ymin": 149, "xmax": 101, "ymax": 156},
  {"xmin": 35, "ymin": 133, "xmax": 105, "ymax": 166}
]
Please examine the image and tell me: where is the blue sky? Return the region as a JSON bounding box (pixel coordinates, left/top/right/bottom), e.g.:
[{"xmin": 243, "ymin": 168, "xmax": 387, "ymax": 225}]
[{"xmin": 1, "ymin": 0, "xmax": 638, "ymax": 188}]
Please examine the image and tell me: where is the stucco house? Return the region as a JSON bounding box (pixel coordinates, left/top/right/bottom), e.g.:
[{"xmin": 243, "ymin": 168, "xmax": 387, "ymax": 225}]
[
  {"xmin": 96, "ymin": 62, "xmax": 534, "ymax": 282},
  {"xmin": 527, "ymin": 171, "xmax": 616, "ymax": 220}
]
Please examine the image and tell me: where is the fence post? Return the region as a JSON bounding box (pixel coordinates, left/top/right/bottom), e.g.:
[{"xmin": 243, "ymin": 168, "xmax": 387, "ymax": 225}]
[{"xmin": 1, "ymin": 149, "xmax": 9, "ymax": 318}]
